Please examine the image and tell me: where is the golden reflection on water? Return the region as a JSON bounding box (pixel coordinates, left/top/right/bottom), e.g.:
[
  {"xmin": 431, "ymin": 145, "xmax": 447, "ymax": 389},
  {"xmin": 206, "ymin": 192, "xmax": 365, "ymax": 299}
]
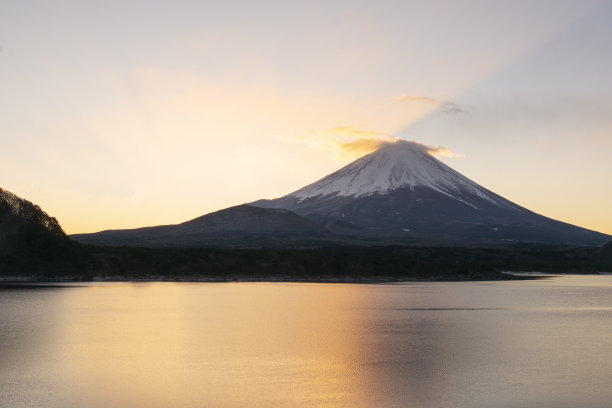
[
  {"xmin": 3, "ymin": 276, "xmax": 612, "ymax": 408},
  {"xmin": 56, "ymin": 283, "xmax": 381, "ymax": 408}
]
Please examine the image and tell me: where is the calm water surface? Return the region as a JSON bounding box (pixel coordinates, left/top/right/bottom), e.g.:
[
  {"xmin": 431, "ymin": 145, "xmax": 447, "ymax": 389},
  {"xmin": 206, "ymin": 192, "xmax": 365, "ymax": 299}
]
[{"xmin": 2, "ymin": 275, "xmax": 612, "ymax": 408}]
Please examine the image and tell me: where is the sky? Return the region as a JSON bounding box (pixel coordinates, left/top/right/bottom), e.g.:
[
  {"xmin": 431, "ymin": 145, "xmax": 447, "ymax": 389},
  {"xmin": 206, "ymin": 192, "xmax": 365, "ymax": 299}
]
[{"xmin": 1, "ymin": 0, "xmax": 611, "ymax": 235}]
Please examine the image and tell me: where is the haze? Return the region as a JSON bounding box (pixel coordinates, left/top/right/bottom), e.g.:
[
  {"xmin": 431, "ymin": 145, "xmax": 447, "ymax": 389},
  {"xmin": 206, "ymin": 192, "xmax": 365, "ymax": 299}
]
[{"xmin": 1, "ymin": 0, "xmax": 611, "ymax": 235}]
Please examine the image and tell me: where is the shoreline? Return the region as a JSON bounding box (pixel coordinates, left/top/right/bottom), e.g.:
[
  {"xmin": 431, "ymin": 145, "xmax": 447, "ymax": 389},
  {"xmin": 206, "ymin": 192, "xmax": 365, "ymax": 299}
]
[{"xmin": 0, "ymin": 273, "xmax": 552, "ymax": 285}]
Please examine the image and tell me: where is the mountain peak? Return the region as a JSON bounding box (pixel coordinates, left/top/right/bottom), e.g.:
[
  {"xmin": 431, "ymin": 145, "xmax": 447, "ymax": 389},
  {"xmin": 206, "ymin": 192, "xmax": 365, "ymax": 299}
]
[
  {"xmin": 288, "ymin": 140, "xmax": 500, "ymax": 207},
  {"xmin": 376, "ymin": 139, "xmax": 431, "ymax": 153}
]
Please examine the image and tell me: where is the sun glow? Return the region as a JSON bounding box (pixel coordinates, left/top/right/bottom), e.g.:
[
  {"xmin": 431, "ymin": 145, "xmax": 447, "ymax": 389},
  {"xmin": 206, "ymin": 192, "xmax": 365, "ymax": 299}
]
[{"xmin": 1, "ymin": 1, "xmax": 610, "ymax": 235}]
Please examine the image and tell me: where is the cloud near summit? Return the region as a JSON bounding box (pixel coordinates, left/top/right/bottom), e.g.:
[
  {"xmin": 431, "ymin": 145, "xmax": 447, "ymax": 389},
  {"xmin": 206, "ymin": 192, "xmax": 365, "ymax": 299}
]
[
  {"xmin": 282, "ymin": 127, "xmax": 462, "ymax": 162},
  {"xmin": 282, "ymin": 126, "xmax": 397, "ymax": 161}
]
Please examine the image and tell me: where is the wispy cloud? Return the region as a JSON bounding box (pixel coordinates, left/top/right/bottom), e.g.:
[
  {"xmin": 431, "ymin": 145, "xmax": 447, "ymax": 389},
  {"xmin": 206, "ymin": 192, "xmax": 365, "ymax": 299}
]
[{"xmin": 393, "ymin": 94, "xmax": 466, "ymax": 114}]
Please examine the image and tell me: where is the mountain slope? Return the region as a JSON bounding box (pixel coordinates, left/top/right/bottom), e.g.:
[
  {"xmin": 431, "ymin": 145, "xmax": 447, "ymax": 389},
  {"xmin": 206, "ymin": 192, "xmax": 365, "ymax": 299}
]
[
  {"xmin": 1, "ymin": 188, "xmax": 64, "ymax": 237},
  {"xmin": 71, "ymin": 204, "xmax": 331, "ymax": 247},
  {"xmin": 0, "ymin": 187, "xmax": 85, "ymax": 275},
  {"xmin": 252, "ymin": 141, "xmax": 610, "ymax": 246}
]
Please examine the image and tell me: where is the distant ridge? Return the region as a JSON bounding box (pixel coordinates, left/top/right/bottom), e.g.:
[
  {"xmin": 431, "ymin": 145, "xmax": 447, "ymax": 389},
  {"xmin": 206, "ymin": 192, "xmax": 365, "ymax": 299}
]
[
  {"xmin": 71, "ymin": 204, "xmax": 331, "ymax": 247},
  {"xmin": 3, "ymin": 185, "xmax": 611, "ymax": 281}
]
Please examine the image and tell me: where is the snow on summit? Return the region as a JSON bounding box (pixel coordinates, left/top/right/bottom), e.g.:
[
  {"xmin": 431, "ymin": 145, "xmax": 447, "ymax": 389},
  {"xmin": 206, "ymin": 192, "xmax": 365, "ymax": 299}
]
[{"xmin": 290, "ymin": 140, "xmax": 503, "ymax": 206}]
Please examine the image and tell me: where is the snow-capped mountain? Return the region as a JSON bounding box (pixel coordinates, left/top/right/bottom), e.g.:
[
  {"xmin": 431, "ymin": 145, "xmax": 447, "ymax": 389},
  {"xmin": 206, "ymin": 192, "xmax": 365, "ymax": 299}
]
[
  {"xmin": 290, "ymin": 140, "xmax": 508, "ymax": 209},
  {"xmin": 252, "ymin": 140, "xmax": 609, "ymax": 246},
  {"xmin": 72, "ymin": 140, "xmax": 610, "ymax": 247}
]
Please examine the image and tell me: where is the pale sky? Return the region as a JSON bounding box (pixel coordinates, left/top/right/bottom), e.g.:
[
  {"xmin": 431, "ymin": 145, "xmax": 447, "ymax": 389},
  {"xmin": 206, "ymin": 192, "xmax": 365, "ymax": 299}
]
[{"xmin": 1, "ymin": 0, "xmax": 611, "ymax": 235}]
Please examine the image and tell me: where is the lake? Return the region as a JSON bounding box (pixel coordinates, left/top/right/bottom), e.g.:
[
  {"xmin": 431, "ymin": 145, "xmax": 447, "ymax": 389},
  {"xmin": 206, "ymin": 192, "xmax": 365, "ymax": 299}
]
[{"xmin": 2, "ymin": 275, "xmax": 612, "ymax": 408}]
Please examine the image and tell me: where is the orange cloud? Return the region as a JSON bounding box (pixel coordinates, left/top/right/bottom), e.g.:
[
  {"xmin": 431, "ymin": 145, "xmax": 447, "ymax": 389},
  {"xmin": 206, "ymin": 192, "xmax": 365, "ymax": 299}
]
[
  {"xmin": 283, "ymin": 127, "xmax": 465, "ymax": 162},
  {"xmin": 283, "ymin": 126, "xmax": 399, "ymax": 161}
]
